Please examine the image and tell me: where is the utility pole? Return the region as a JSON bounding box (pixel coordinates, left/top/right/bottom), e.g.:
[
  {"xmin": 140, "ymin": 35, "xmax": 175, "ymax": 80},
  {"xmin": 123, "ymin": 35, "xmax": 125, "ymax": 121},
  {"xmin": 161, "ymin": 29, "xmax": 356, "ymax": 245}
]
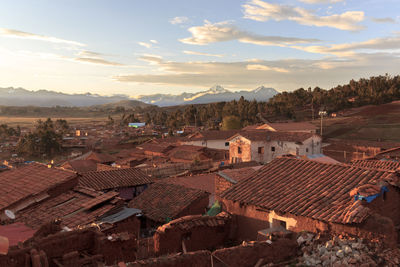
[{"xmin": 319, "ymin": 110, "xmax": 327, "ymax": 137}]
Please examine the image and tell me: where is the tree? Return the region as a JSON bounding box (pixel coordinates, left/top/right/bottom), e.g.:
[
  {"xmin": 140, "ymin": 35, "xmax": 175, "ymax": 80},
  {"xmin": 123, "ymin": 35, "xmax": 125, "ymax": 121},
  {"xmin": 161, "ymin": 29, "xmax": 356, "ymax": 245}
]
[
  {"xmin": 16, "ymin": 118, "xmax": 62, "ymax": 157},
  {"xmin": 221, "ymin": 116, "xmax": 242, "ymax": 130}
]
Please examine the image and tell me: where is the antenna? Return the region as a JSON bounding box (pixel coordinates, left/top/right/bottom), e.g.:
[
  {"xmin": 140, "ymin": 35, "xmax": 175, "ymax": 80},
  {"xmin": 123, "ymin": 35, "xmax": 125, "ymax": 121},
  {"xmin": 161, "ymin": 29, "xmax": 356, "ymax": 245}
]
[{"xmin": 4, "ymin": 210, "xmax": 15, "ymax": 220}]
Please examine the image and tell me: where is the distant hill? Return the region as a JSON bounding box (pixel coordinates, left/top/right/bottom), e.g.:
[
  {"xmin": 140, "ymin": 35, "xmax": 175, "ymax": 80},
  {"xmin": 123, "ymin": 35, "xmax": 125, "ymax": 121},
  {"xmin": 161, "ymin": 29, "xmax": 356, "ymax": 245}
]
[
  {"xmin": 95, "ymin": 100, "xmax": 153, "ymax": 109},
  {"xmin": 0, "ymin": 87, "xmax": 149, "ymax": 107},
  {"xmin": 136, "ymin": 85, "xmax": 278, "ymax": 106}
]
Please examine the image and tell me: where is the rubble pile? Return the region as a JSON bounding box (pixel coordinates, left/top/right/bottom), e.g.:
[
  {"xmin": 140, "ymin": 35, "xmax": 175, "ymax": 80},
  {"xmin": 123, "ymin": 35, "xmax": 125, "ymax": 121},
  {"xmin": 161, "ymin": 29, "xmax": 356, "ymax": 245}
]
[{"xmin": 297, "ymin": 233, "xmax": 400, "ymax": 267}]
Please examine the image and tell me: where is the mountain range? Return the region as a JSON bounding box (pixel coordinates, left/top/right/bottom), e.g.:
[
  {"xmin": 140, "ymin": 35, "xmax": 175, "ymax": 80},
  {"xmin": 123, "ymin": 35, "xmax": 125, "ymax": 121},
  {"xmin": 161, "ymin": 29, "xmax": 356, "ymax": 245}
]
[
  {"xmin": 0, "ymin": 86, "xmax": 278, "ymax": 107},
  {"xmin": 135, "ymin": 85, "xmax": 278, "ymax": 106}
]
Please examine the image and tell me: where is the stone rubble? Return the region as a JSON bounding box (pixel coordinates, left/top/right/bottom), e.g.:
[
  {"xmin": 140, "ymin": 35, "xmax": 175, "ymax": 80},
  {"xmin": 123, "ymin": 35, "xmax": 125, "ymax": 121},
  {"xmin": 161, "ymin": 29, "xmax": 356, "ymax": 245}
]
[{"xmin": 296, "ymin": 232, "xmax": 400, "ymax": 267}]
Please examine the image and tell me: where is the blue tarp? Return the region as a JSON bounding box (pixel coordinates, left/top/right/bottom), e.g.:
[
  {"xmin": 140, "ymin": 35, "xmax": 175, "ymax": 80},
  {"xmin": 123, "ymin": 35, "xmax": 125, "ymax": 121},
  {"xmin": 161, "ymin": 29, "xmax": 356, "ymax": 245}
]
[{"xmin": 354, "ymin": 186, "xmax": 389, "ymax": 203}]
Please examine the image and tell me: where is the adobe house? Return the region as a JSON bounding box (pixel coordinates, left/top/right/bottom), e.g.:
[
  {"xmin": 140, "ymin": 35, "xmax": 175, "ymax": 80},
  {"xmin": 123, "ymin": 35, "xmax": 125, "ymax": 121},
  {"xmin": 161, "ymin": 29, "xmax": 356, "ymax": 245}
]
[
  {"xmin": 183, "ymin": 130, "xmax": 241, "ymax": 150},
  {"xmin": 79, "ymin": 168, "xmax": 153, "ymax": 200},
  {"xmin": 0, "ymin": 162, "xmax": 78, "ymax": 222},
  {"xmin": 218, "ymin": 157, "xmax": 400, "ymax": 247},
  {"xmin": 215, "ymin": 166, "xmax": 262, "ymax": 196},
  {"xmin": 128, "ymin": 183, "xmax": 210, "ymax": 235},
  {"xmin": 153, "ymin": 212, "xmax": 231, "ymax": 256},
  {"xmin": 243, "ymin": 122, "xmax": 317, "ymax": 133},
  {"xmin": 227, "ymin": 131, "xmax": 321, "ymax": 164}
]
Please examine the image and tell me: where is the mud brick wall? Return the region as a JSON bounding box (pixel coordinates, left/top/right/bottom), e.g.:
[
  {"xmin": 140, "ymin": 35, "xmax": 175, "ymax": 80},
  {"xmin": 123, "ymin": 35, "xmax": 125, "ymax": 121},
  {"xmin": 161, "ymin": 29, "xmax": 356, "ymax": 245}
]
[
  {"xmin": 95, "ymin": 233, "xmax": 137, "ymax": 265},
  {"xmin": 211, "ymin": 239, "xmax": 297, "ymax": 267},
  {"xmin": 215, "ymin": 175, "xmax": 234, "ymax": 196},
  {"xmin": 153, "ymin": 223, "xmax": 230, "ymax": 255},
  {"xmin": 127, "ymin": 250, "xmax": 212, "ymax": 267}
]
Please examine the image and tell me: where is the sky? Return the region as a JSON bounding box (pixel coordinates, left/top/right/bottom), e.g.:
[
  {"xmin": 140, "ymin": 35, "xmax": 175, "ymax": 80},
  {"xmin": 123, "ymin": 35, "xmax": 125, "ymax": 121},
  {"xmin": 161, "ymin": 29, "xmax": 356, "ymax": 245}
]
[{"xmin": 0, "ymin": 0, "xmax": 399, "ymax": 97}]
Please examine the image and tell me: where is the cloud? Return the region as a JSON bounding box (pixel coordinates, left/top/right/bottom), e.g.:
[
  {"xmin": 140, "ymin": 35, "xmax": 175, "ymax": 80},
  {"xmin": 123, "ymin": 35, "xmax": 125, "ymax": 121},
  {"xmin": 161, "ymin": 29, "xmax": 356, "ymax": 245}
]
[
  {"xmin": 371, "ymin": 17, "xmax": 396, "ymax": 23},
  {"xmin": 138, "ymin": 54, "xmax": 163, "ymax": 65},
  {"xmin": 170, "ymin": 16, "xmax": 190, "ymax": 25},
  {"xmin": 113, "ymin": 53, "xmax": 400, "ymax": 91},
  {"xmin": 150, "ymin": 39, "xmax": 158, "ymax": 44},
  {"xmin": 138, "ymin": 42, "xmax": 152, "ymax": 48},
  {"xmin": 0, "ymin": 28, "xmax": 85, "ymax": 46},
  {"xmin": 299, "ymin": 0, "xmax": 344, "ymax": 3},
  {"xmin": 183, "ymin": 50, "xmax": 224, "ymax": 57},
  {"xmin": 293, "ymin": 35, "xmax": 400, "ymax": 56},
  {"xmin": 74, "ymin": 57, "xmax": 124, "ymax": 66},
  {"xmin": 78, "ymin": 50, "xmax": 104, "ymax": 58},
  {"xmin": 243, "ymin": 0, "xmax": 365, "ymax": 31},
  {"xmin": 180, "ymin": 20, "xmax": 319, "ymax": 46},
  {"xmin": 246, "ymin": 64, "xmax": 289, "ymax": 72}
]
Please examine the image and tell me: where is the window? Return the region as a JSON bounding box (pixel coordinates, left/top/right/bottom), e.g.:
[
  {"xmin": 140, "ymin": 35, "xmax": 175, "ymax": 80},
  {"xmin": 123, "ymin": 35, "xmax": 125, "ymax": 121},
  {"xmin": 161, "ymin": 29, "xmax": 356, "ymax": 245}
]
[
  {"xmin": 272, "ymin": 218, "xmax": 287, "ymax": 229},
  {"xmin": 306, "ymin": 148, "xmax": 309, "ymax": 153},
  {"xmin": 238, "ymin": 147, "xmax": 242, "ymax": 154},
  {"xmin": 225, "ymin": 142, "xmax": 229, "ymax": 147},
  {"xmin": 271, "ymin": 146, "xmax": 275, "ymax": 152},
  {"xmin": 258, "ymin": 147, "xmax": 264, "ymax": 154}
]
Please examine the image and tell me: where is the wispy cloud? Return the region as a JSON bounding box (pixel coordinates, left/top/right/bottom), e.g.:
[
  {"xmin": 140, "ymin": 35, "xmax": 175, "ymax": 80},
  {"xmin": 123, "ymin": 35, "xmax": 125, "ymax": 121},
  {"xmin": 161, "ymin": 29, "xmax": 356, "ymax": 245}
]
[
  {"xmin": 0, "ymin": 27, "xmax": 85, "ymax": 46},
  {"xmin": 74, "ymin": 57, "xmax": 124, "ymax": 66},
  {"xmin": 150, "ymin": 39, "xmax": 158, "ymax": 44},
  {"xmin": 293, "ymin": 35, "xmax": 400, "ymax": 57},
  {"xmin": 243, "ymin": 0, "xmax": 365, "ymax": 31},
  {"xmin": 170, "ymin": 16, "xmax": 190, "ymax": 25},
  {"xmin": 371, "ymin": 17, "xmax": 396, "ymax": 23},
  {"xmin": 180, "ymin": 20, "xmax": 319, "ymax": 46},
  {"xmin": 138, "ymin": 41, "xmax": 153, "ymax": 48},
  {"xmin": 246, "ymin": 64, "xmax": 289, "ymax": 72},
  {"xmin": 113, "ymin": 53, "xmax": 400, "ymax": 91},
  {"xmin": 183, "ymin": 50, "xmax": 224, "ymax": 57},
  {"xmin": 299, "ymin": 0, "xmax": 344, "ymax": 4}
]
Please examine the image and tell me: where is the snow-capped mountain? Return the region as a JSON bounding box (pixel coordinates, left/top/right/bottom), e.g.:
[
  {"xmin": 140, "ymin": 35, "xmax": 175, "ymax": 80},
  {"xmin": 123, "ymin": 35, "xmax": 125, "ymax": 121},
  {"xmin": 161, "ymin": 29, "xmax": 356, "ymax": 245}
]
[
  {"xmin": 0, "ymin": 85, "xmax": 278, "ymax": 107},
  {"xmin": 136, "ymin": 85, "xmax": 278, "ymax": 106}
]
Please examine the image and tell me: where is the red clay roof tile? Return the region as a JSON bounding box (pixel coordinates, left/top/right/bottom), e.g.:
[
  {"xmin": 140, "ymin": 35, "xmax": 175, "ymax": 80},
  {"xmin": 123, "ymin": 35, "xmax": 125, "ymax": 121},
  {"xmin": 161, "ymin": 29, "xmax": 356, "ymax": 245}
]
[
  {"xmin": 79, "ymin": 168, "xmax": 153, "ymax": 191},
  {"xmin": 0, "ymin": 163, "xmax": 76, "ymax": 211},
  {"xmin": 221, "ymin": 157, "xmax": 397, "ymax": 224},
  {"xmin": 128, "ymin": 183, "xmax": 209, "ymax": 223}
]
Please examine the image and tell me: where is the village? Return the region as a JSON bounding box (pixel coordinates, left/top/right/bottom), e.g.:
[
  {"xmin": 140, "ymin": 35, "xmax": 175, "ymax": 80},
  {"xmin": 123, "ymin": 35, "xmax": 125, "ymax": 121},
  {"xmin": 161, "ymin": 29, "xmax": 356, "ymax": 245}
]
[{"xmin": 0, "ymin": 116, "xmax": 400, "ymax": 267}]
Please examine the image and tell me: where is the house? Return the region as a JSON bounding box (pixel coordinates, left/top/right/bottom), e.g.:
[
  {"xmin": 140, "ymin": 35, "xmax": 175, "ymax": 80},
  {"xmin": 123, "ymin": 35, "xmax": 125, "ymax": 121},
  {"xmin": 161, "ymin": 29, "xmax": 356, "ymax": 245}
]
[
  {"xmin": 14, "ymin": 187, "xmax": 124, "ymax": 230},
  {"xmin": 228, "ymin": 131, "xmax": 322, "ymax": 164},
  {"xmin": 322, "ymin": 139, "xmax": 400, "ymax": 162},
  {"xmin": 79, "ymin": 168, "xmax": 153, "ymax": 200},
  {"xmin": 351, "ymin": 159, "xmax": 400, "ymax": 171},
  {"xmin": 166, "ymin": 145, "xmax": 227, "ymax": 163},
  {"xmin": 219, "ymin": 157, "xmax": 400, "ymax": 246},
  {"xmin": 128, "ymin": 183, "xmax": 210, "ymax": 231},
  {"xmin": 61, "ymin": 159, "xmax": 98, "ymax": 173},
  {"xmin": 183, "ymin": 130, "xmax": 241, "ymax": 150},
  {"xmin": 137, "ymin": 143, "xmax": 175, "ymax": 157},
  {"xmin": 215, "ymin": 166, "xmax": 262, "ymax": 196},
  {"xmin": 0, "ymin": 162, "xmax": 78, "ymax": 222},
  {"xmin": 243, "ymin": 122, "xmax": 317, "ymax": 133},
  {"xmin": 72, "ymin": 151, "xmax": 116, "ymax": 165},
  {"xmin": 157, "ymin": 173, "xmax": 216, "ymax": 205}
]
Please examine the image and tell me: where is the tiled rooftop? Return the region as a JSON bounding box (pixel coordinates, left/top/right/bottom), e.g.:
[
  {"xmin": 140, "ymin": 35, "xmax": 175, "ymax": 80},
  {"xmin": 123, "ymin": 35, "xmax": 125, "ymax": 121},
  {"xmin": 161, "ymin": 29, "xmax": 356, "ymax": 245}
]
[
  {"xmin": 228, "ymin": 131, "xmax": 316, "ymax": 143},
  {"xmin": 79, "ymin": 168, "xmax": 153, "ymax": 191},
  {"xmin": 0, "ymin": 163, "xmax": 77, "ymax": 211},
  {"xmin": 351, "ymin": 159, "xmax": 400, "ymax": 171},
  {"xmin": 128, "ymin": 183, "xmax": 209, "ymax": 223},
  {"xmin": 62, "ymin": 159, "xmax": 98, "ymax": 173},
  {"xmin": 217, "ymin": 166, "xmax": 262, "ymax": 184},
  {"xmin": 157, "ymin": 173, "xmax": 216, "ymax": 194},
  {"xmin": 15, "ymin": 186, "xmax": 120, "ymax": 229},
  {"xmin": 221, "ymin": 157, "xmax": 398, "ymax": 224},
  {"xmin": 188, "ymin": 130, "xmax": 241, "ymax": 141}
]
